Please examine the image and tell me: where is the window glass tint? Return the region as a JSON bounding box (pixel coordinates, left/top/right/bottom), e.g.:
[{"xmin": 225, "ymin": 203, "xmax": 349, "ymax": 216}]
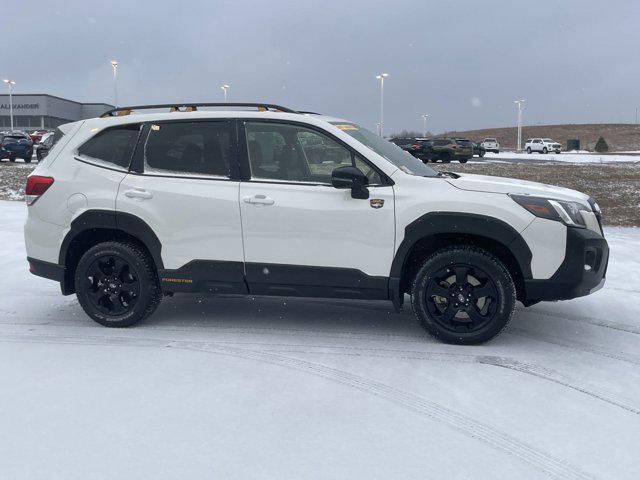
[
  {"xmin": 78, "ymin": 125, "xmax": 140, "ymax": 169},
  {"xmin": 246, "ymin": 122, "xmax": 374, "ymax": 184},
  {"xmin": 330, "ymin": 122, "xmax": 438, "ymax": 177},
  {"xmin": 144, "ymin": 121, "xmax": 231, "ymax": 177}
]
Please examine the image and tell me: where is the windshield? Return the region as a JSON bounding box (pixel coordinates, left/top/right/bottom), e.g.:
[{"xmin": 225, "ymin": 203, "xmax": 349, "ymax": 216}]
[
  {"xmin": 2, "ymin": 135, "xmax": 24, "ymax": 143},
  {"xmin": 331, "ymin": 122, "xmax": 438, "ymax": 177}
]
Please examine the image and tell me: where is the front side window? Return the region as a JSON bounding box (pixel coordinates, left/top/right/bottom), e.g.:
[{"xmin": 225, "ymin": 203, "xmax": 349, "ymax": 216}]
[
  {"xmin": 245, "ymin": 122, "xmax": 381, "ymax": 184},
  {"xmin": 78, "ymin": 124, "xmax": 141, "ymax": 169},
  {"xmin": 144, "ymin": 121, "xmax": 232, "ymax": 177},
  {"xmin": 331, "ymin": 122, "xmax": 438, "ymax": 177}
]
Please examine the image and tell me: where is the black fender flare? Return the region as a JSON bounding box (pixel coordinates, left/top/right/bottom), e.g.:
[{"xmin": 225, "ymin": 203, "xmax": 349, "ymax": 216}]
[
  {"xmin": 389, "ymin": 212, "xmax": 533, "ymax": 297},
  {"xmin": 59, "ymin": 210, "xmax": 164, "ymax": 269}
]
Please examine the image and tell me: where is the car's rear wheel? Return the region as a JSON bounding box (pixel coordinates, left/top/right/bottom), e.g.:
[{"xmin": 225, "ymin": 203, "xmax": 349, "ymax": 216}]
[
  {"xmin": 9, "ymin": 157, "xmax": 15, "ymax": 162},
  {"xmin": 24, "ymin": 157, "xmax": 32, "ymax": 163},
  {"xmin": 411, "ymin": 246, "xmax": 516, "ymax": 345},
  {"xmin": 459, "ymin": 158, "xmax": 468, "ymax": 163},
  {"xmin": 75, "ymin": 241, "xmax": 162, "ymax": 327},
  {"xmin": 543, "ymin": 147, "xmax": 548, "ymax": 154}
]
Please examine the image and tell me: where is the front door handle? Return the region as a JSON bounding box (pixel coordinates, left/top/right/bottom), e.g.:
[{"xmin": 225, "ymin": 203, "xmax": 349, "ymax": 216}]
[
  {"xmin": 124, "ymin": 188, "xmax": 153, "ymax": 200},
  {"xmin": 243, "ymin": 194, "xmax": 275, "ymax": 206}
]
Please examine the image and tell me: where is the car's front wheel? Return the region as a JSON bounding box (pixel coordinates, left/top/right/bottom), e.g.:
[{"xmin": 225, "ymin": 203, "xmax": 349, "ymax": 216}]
[
  {"xmin": 75, "ymin": 241, "xmax": 162, "ymax": 327},
  {"xmin": 411, "ymin": 246, "xmax": 516, "ymax": 345},
  {"xmin": 526, "ymin": 147, "xmax": 532, "ymax": 154},
  {"xmin": 543, "ymin": 147, "xmax": 548, "ymax": 154}
]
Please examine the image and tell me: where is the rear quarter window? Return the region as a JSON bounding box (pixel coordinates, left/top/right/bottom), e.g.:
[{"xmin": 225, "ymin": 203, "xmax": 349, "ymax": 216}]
[{"xmin": 77, "ymin": 124, "xmax": 141, "ymax": 170}]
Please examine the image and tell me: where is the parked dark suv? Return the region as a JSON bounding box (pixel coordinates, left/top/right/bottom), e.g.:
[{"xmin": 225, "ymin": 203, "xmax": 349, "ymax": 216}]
[
  {"xmin": 0, "ymin": 131, "xmax": 34, "ymax": 163},
  {"xmin": 427, "ymin": 138, "xmax": 472, "ymax": 163}
]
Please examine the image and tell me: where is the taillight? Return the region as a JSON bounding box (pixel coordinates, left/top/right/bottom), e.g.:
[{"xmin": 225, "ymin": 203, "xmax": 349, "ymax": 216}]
[
  {"xmin": 25, "ymin": 175, "xmax": 54, "ymax": 205},
  {"xmin": 411, "ymin": 144, "xmax": 420, "ymax": 149}
]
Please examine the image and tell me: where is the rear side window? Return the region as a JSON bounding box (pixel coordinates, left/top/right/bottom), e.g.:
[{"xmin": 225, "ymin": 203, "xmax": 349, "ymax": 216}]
[
  {"xmin": 144, "ymin": 121, "xmax": 232, "ymax": 177},
  {"xmin": 78, "ymin": 124, "xmax": 141, "ymax": 169}
]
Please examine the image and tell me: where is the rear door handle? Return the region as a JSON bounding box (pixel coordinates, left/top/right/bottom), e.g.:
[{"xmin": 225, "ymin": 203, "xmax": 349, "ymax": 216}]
[
  {"xmin": 124, "ymin": 188, "xmax": 153, "ymax": 200},
  {"xmin": 243, "ymin": 194, "xmax": 275, "ymax": 206}
]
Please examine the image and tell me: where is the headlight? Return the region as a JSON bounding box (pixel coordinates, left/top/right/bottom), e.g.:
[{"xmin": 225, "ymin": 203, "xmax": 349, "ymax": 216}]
[{"xmin": 510, "ymin": 194, "xmax": 589, "ymax": 228}]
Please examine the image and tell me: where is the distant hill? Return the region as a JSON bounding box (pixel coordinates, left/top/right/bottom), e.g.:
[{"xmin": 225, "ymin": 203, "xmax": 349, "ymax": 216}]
[{"xmin": 439, "ymin": 123, "xmax": 640, "ymax": 151}]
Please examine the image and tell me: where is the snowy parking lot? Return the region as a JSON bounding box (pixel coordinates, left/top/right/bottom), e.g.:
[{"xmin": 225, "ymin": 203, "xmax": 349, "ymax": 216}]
[
  {"xmin": 482, "ymin": 151, "xmax": 640, "ymax": 164},
  {"xmin": 1, "ymin": 200, "xmax": 639, "ymax": 479}
]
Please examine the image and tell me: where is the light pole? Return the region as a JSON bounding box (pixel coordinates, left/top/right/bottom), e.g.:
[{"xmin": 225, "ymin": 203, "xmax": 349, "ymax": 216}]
[
  {"xmin": 421, "ymin": 114, "xmax": 429, "ymax": 138},
  {"xmin": 636, "ymin": 106, "xmax": 639, "ymax": 124},
  {"xmin": 514, "ymin": 99, "xmax": 525, "ymax": 151},
  {"xmin": 220, "ymin": 84, "xmax": 230, "ymax": 102},
  {"xmin": 375, "ymin": 73, "xmax": 388, "ymax": 137},
  {"xmin": 110, "ymin": 60, "xmax": 118, "ymax": 107},
  {"xmin": 3, "ymin": 79, "xmax": 16, "ymax": 131}
]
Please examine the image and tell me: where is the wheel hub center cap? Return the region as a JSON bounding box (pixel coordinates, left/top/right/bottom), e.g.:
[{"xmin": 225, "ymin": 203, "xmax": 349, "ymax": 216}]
[{"xmin": 457, "ymin": 293, "xmax": 466, "ymax": 302}]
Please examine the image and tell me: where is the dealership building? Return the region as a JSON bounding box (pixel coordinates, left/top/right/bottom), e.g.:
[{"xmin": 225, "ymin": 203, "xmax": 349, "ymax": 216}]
[{"xmin": 0, "ymin": 94, "xmax": 113, "ymax": 131}]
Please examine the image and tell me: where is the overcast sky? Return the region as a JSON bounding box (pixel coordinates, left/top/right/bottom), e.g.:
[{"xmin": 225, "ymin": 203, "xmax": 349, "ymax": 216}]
[{"xmin": 1, "ymin": 0, "xmax": 638, "ymax": 133}]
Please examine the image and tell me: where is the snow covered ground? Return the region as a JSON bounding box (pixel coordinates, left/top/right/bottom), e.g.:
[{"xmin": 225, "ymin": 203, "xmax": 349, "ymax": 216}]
[
  {"xmin": 484, "ymin": 151, "xmax": 640, "ymax": 163},
  {"xmin": 1, "ymin": 200, "xmax": 639, "ymax": 480}
]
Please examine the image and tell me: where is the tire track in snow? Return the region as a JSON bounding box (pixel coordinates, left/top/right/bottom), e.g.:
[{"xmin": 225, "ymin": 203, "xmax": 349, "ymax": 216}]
[
  {"xmin": 516, "ymin": 307, "xmax": 640, "ymax": 335},
  {"xmin": 0, "ymin": 331, "xmax": 608, "ymax": 479},
  {"xmin": 1, "ymin": 320, "xmax": 638, "ymax": 415},
  {"xmin": 506, "ymin": 327, "xmax": 640, "ymax": 366},
  {"xmin": 244, "ymin": 343, "xmax": 640, "ymax": 416}
]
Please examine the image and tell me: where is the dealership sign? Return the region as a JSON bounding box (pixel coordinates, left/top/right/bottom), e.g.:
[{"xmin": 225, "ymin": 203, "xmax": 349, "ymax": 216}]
[{"xmin": 0, "ymin": 103, "xmax": 40, "ymax": 111}]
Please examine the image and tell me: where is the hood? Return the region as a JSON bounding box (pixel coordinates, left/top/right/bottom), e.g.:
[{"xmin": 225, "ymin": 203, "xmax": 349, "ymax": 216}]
[{"xmin": 446, "ymin": 173, "xmax": 590, "ymax": 204}]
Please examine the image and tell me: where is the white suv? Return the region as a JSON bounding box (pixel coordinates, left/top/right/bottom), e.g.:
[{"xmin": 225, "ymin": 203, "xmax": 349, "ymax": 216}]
[
  {"xmin": 480, "ymin": 137, "xmax": 500, "ymax": 153},
  {"xmin": 24, "ymin": 103, "xmax": 608, "ymax": 344},
  {"xmin": 525, "ymin": 138, "xmax": 562, "ymax": 154}
]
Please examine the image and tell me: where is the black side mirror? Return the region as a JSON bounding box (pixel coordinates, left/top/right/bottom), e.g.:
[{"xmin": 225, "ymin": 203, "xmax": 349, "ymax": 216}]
[{"xmin": 331, "ymin": 166, "xmax": 369, "ymax": 199}]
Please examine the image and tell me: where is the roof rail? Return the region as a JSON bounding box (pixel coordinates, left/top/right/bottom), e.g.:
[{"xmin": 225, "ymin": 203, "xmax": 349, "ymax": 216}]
[{"xmin": 100, "ymin": 102, "xmax": 298, "ymax": 118}]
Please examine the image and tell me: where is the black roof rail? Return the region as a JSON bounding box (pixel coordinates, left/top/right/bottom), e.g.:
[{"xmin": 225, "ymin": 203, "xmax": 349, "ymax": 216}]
[
  {"xmin": 100, "ymin": 102, "xmax": 299, "ymax": 118},
  {"xmin": 298, "ymin": 110, "xmax": 322, "ymax": 115}
]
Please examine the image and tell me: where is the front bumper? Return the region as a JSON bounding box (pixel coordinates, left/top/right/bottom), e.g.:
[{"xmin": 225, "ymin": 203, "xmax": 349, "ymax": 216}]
[{"xmin": 523, "ymin": 227, "xmax": 609, "ymax": 303}]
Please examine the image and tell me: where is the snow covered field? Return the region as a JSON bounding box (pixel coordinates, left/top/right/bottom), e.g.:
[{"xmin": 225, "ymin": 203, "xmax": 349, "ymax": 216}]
[
  {"xmin": 484, "ymin": 151, "xmax": 640, "ymax": 163},
  {"xmin": 1, "ymin": 200, "xmax": 639, "ymax": 480}
]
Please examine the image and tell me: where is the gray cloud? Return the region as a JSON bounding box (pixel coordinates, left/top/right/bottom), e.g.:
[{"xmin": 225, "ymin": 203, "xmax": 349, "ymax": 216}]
[{"xmin": 2, "ymin": 0, "xmax": 638, "ymax": 133}]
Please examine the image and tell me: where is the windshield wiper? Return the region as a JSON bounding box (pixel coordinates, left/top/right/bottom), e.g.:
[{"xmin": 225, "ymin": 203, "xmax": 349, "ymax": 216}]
[{"xmin": 436, "ymin": 171, "xmax": 460, "ymax": 179}]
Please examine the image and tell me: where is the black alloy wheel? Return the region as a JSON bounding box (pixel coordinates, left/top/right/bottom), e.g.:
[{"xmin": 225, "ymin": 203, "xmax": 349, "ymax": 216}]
[
  {"xmin": 84, "ymin": 255, "xmax": 141, "ymax": 316},
  {"xmin": 424, "ymin": 264, "xmax": 498, "ymax": 333},
  {"xmin": 411, "ymin": 246, "xmax": 516, "ymax": 344},
  {"xmin": 75, "ymin": 241, "xmax": 162, "ymax": 327}
]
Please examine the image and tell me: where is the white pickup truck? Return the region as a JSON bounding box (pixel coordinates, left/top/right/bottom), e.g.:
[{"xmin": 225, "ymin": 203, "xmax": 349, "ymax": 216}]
[{"xmin": 480, "ymin": 138, "xmax": 500, "ymax": 153}]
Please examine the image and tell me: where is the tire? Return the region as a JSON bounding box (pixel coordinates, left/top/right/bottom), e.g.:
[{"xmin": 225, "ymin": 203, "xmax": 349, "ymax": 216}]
[
  {"xmin": 75, "ymin": 241, "xmax": 162, "ymax": 327},
  {"xmin": 526, "ymin": 147, "xmax": 532, "ymax": 154},
  {"xmin": 411, "ymin": 246, "xmax": 516, "ymax": 345},
  {"xmin": 479, "ymin": 151, "xmax": 485, "ymax": 157},
  {"xmin": 441, "ymin": 153, "xmax": 452, "ymax": 163},
  {"xmin": 24, "ymin": 157, "xmax": 32, "ymax": 164},
  {"xmin": 555, "ymin": 150, "xmax": 561, "ymax": 154},
  {"xmin": 9, "ymin": 157, "xmax": 15, "ymax": 162},
  {"xmin": 459, "ymin": 158, "xmax": 468, "ymax": 163},
  {"xmin": 543, "ymin": 147, "xmax": 548, "ymax": 154}
]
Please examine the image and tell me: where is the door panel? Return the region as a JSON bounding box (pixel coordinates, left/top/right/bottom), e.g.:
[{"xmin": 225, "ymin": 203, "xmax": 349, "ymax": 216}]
[
  {"xmin": 116, "ymin": 119, "xmax": 244, "ymax": 278},
  {"xmin": 239, "ymin": 182, "xmax": 395, "ymax": 279},
  {"xmin": 117, "ymin": 175, "xmax": 243, "ymax": 270}
]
